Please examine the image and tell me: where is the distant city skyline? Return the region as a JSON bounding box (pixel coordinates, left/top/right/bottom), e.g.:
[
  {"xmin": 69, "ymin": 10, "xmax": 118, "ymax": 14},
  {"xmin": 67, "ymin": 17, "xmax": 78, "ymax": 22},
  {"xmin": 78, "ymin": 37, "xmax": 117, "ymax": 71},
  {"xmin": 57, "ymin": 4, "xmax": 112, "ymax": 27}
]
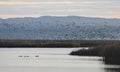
[{"xmin": 0, "ymin": 0, "xmax": 120, "ymax": 18}]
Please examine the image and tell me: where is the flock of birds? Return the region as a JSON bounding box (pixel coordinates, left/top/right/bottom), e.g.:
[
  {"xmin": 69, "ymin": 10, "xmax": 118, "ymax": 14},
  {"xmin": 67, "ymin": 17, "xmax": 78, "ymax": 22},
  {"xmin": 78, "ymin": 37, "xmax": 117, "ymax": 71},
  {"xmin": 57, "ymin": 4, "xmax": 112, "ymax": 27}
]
[{"xmin": 18, "ymin": 55, "xmax": 39, "ymax": 58}]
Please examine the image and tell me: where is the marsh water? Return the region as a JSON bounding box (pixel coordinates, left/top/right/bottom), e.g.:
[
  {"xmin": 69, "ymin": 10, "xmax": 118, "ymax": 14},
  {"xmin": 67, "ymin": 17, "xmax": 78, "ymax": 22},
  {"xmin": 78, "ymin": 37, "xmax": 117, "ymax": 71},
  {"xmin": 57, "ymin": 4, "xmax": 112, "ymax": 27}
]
[{"xmin": 0, "ymin": 48, "xmax": 120, "ymax": 72}]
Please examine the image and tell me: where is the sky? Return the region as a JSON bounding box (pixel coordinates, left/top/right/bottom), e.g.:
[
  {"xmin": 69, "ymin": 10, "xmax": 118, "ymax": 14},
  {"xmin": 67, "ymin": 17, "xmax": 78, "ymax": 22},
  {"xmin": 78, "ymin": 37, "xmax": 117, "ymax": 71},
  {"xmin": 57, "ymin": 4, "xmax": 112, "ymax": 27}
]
[{"xmin": 0, "ymin": 0, "xmax": 120, "ymax": 18}]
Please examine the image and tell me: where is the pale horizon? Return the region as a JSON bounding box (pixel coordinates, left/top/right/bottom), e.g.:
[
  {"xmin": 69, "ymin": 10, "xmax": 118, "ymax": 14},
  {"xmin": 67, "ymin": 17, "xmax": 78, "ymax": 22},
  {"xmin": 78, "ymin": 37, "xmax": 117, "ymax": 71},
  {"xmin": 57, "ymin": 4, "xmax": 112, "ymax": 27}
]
[
  {"xmin": 1, "ymin": 15, "xmax": 120, "ymax": 19},
  {"xmin": 0, "ymin": 0, "xmax": 120, "ymax": 19}
]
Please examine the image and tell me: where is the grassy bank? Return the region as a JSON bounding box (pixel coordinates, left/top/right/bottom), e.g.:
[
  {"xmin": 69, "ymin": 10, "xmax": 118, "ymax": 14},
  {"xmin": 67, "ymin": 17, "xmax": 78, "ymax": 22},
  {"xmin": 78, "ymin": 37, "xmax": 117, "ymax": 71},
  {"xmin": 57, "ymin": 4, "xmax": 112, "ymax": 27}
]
[
  {"xmin": 70, "ymin": 45, "xmax": 120, "ymax": 65},
  {"xmin": 0, "ymin": 40, "xmax": 120, "ymax": 47},
  {"xmin": 103, "ymin": 45, "xmax": 120, "ymax": 65},
  {"xmin": 69, "ymin": 46, "xmax": 104, "ymax": 56}
]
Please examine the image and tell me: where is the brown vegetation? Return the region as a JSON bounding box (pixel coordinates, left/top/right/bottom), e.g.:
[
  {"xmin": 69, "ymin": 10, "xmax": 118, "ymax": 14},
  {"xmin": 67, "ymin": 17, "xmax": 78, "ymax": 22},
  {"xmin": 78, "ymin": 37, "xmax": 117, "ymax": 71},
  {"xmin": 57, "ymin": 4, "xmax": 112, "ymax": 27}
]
[
  {"xmin": 103, "ymin": 45, "xmax": 120, "ymax": 65},
  {"xmin": 0, "ymin": 40, "xmax": 120, "ymax": 48},
  {"xmin": 70, "ymin": 44, "xmax": 120, "ymax": 65}
]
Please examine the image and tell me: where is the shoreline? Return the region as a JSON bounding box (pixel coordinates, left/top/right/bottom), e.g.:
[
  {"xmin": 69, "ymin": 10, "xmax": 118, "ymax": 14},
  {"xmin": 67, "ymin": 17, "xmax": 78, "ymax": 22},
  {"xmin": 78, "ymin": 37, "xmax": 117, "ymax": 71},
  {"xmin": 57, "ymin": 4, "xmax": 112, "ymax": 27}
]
[{"xmin": 0, "ymin": 40, "xmax": 120, "ymax": 48}]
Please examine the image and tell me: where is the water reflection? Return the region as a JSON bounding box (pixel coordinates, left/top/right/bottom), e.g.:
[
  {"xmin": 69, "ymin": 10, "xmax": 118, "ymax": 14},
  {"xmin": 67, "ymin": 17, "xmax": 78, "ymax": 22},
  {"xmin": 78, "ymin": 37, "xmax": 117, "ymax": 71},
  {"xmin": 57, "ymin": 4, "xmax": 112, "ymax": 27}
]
[
  {"xmin": 104, "ymin": 68, "xmax": 120, "ymax": 72},
  {"xmin": 103, "ymin": 62, "xmax": 120, "ymax": 72}
]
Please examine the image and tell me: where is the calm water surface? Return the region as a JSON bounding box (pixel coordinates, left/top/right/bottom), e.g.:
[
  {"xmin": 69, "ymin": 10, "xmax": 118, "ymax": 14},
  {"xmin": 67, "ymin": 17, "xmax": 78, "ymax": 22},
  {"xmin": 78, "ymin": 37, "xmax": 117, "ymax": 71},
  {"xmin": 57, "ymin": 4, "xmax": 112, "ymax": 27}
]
[{"xmin": 0, "ymin": 48, "xmax": 120, "ymax": 72}]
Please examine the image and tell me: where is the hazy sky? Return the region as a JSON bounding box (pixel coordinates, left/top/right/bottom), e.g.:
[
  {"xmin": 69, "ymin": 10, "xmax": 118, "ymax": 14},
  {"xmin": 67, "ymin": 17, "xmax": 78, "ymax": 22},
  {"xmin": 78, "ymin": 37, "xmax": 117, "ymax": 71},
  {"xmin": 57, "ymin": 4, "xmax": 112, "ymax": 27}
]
[{"xmin": 0, "ymin": 0, "xmax": 120, "ymax": 18}]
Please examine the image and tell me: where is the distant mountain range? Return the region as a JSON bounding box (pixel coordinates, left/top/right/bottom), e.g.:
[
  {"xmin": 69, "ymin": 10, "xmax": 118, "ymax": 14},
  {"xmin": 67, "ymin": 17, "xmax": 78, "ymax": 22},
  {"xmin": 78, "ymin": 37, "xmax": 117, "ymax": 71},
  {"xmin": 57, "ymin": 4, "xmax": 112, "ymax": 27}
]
[{"xmin": 0, "ymin": 16, "xmax": 120, "ymax": 40}]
